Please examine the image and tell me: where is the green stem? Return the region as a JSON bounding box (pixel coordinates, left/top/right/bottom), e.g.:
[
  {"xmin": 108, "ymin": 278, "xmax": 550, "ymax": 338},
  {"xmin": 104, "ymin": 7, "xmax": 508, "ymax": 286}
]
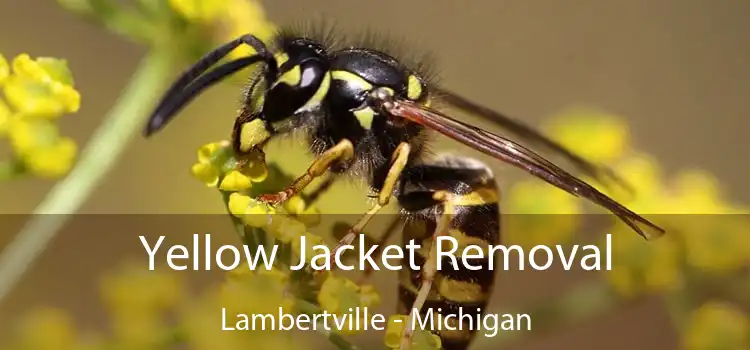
[{"xmin": 0, "ymin": 50, "xmax": 173, "ymax": 304}]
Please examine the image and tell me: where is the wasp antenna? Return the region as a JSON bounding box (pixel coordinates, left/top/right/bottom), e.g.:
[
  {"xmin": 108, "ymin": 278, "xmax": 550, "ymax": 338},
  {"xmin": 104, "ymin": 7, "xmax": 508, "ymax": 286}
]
[
  {"xmin": 144, "ymin": 56, "xmax": 268, "ymax": 136},
  {"xmin": 144, "ymin": 34, "xmax": 276, "ymax": 137}
]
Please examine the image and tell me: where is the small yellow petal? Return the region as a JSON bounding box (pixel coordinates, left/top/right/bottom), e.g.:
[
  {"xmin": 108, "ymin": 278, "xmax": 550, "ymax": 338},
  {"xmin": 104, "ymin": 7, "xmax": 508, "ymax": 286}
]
[
  {"xmin": 684, "ymin": 301, "xmax": 748, "ymax": 350},
  {"xmin": 0, "ymin": 99, "xmax": 12, "ymax": 135},
  {"xmin": 614, "ymin": 154, "xmax": 662, "ymax": 194},
  {"xmin": 12, "ymin": 53, "xmax": 50, "ymax": 81},
  {"xmin": 51, "ymin": 83, "xmax": 81, "ymax": 113},
  {"xmin": 604, "ymin": 227, "xmax": 682, "ymax": 297},
  {"xmin": 8, "ymin": 118, "xmax": 60, "ymax": 156},
  {"xmin": 507, "ymin": 180, "xmax": 582, "ymax": 214},
  {"xmin": 219, "ymin": 170, "xmax": 252, "ymax": 191},
  {"xmin": 0, "ymin": 54, "xmax": 8, "ymax": 85},
  {"xmin": 168, "ymin": 0, "xmax": 226, "ymax": 23},
  {"xmin": 3, "ymin": 75, "xmax": 72, "ymax": 118},
  {"xmin": 669, "ymin": 170, "xmax": 725, "ymax": 214},
  {"xmin": 18, "ymin": 308, "xmax": 78, "ymax": 350},
  {"xmin": 190, "ymin": 162, "xmax": 219, "ymax": 186},
  {"xmin": 227, "ymin": 193, "xmax": 252, "ymax": 217},
  {"xmin": 197, "ymin": 142, "xmax": 225, "ymax": 163},
  {"xmin": 222, "ymin": 0, "xmax": 277, "ymax": 60},
  {"xmin": 24, "ymin": 137, "xmax": 77, "ymax": 178},
  {"xmin": 545, "ymin": 108, "xmax": 630, "ymax": 163},
  {"xmin": 33, "ymin": 57, "xmax": 75, "ymax": 85},
  {"xmin": 296, "ymin": 207, "xmax": 322, "ymax": 227},
  {"xmin": 283, "ymin": 196, "xmax": 306, "ymax": 214},
  {"xmin": 4, "ymin": 54, "xmax": 79, "ymax": 117}
]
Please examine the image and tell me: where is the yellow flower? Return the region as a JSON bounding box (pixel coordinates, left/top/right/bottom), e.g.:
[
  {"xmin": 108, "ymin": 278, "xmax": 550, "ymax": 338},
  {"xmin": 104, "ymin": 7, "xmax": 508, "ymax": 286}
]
[
  {"xmin": 281, "ymin": 195, "xmax": 321, "ymax": 227},
  {"xmin": 544, "ymin": 108, "xmax": 630, "ymax": 163},
  {"xmin": 267, "ymin": 215, "xmax": 307, "ymax": 243},
  {"xmin": 0, "ymin": 53, "xmax": 80, "ymax": 180},
  {"xmin": 12, "ymin": 54, "xmax": 74, "ymax": 84},
  {"xmin": 283, "ymin": 196, "xmax": 307, "ymax": 215},
  {"xmin": 664, "ymin": 170, "xmax": 727, "ymax": 214},
  {"xmin": 23, "ymin": 136, "xmax": 77, "ymax": 178},
  {"xmin": 602, "ymin": 153, "xmax": 665, "ymax": 207},
  {"xmin": 598, "ymin": 152, "xmax": 750, "ymax": 277},
  {"xmin": 101, "ymin": 264, "xmax": 183, "ymax": 316},
  {"xmin": 7, "ymin": 118, "xmax": 78, "ymax": 178},
  {"xmin": 603, "ymin": 225, "xmax": 682, "ymax": 297},
  {"xmin": 220, "ymin": 0, "xmax": 277, "ymax": 59},
  {"xmin": 0, "ymin": 54, "xmax": 8, "ymax": 85},
  {"xmin": 683, "ymin": 301, "xmax": 748, "ymax": 350},
  {"xmin": 191, "ymin": 162, "xmax": 220, "ymax": 186},
  {"xmin": 505, "ymin": 180, "xmax": 582, "ymax": 248},
  {"xmin": 227, "ymin": 192, "xmax": 276, "ymax": 227},
  {"xmin": 219, "ymin": 170, "xmax": 253, "ymax": 191},
  {"xmin": 227, "ymin": 192, "xmax": 253, "ymax": 216},
  {"xmin": 218, "ymin": 269, "xmax": 292, "ymax": 316},
  {"xmin": 13, "ymin": 308, "xmax": 80, "ymax": 350},
  {"xmin": 197, "ymin": 141, "xmax": 227, "ymax": 163},
  {"xmin": 191, "ymin": 141, "xmax": 229, "ymax": 187},
  {"xmin": 182, "ymin": 269, "xmax": 298, "ymax": 350},
  {"xmin": 101, "ymin": 266, "xmax": 183, "ymax": 348},
  {"xmin": 385, "ymin": 314, "xmax": 442, "ymax": 350},
  {"xmin": 191, "ymin": 141, "xmax": 268, "ymax": 188},
  {"xmin": 168, "ymin": 0, "xmax": 226, "ymax": 23},
  {"xmin": 680, "ymin": 214, "xmax": 750, "ymax": 274},
  {"xmin": 621, "ymin": 166, "xmax": 748, "ymax": 273},
  {"xmin": 317, "ymin": 275, "xmax": 381, "ymax": 335},
  {"xmin": 7, "ymin": 117, "xmax": 56, "ymax": 154},
  {"xmin": 168, "ymin": 0, "xmax": 277, "ymax": 60},
  {"xmin": 4, "ymin": 54, "xmax": 80, "ymax": 118},
  {"xmin": 0, "ymin": 98, "xmax": 12, "ymax": 135}
]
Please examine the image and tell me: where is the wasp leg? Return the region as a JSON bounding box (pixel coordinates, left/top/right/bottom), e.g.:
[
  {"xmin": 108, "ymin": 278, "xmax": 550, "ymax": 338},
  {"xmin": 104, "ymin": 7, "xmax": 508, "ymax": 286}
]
[
  {"xmin": 302, "ymin": 173, "xmax": 340, "ymax": 208},
  {"xmin": 257, "ymin": 139, "xmax": 354, "ymax": 205},
  {"xmin": 357, "ymin": 216, "xmax": 403, "ymax": 284},
  {"xmin": 329, "ymin": 142, "xmax": 412, "ymax": 256},
  {"xmin": 401, "ymin": 191, "xmax": 456, "ymax": 350}
]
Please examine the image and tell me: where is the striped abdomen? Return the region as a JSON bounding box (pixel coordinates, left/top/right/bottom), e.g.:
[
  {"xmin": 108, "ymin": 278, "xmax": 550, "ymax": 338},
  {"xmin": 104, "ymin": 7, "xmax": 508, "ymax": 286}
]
[{"xmin": 396, "ymin": 155, "xmax": 500, "ymax": 350}]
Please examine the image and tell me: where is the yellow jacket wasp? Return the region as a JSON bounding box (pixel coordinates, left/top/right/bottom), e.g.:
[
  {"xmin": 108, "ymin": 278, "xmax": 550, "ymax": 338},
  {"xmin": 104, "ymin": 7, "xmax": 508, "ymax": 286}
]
[{"xmin": 144, "ymin": 26, "xmax": 665, "ymax": 350}]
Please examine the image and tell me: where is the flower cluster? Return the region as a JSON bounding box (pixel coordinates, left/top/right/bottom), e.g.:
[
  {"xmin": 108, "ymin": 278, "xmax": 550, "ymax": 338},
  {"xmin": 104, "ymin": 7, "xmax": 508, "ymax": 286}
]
[
  {"xmin": 168, "ymin": 0, "xmax": 278, "ymax": 56},
  {"xmin": 58, "ymin": 0, "xmax": 277, "ymax": 69},
  {"xmin": 0, "ymin": 53, "xmax": 80, "ymax": 179},
  {"xmin": 385, "ymin": 314, "xmax": 442, "ymax": 350},
  {"xmin": 189, "ymin": 140, "xmax": 385, "ymax": 345},
  {"xmin": 539, "ymin": 108, "xmax": 749, "ymax": 349},
  {"xmin": 8, "ymin": 0, "xmax": 744, "ymax": 348},
  {"xmin": 683, "ymin": 300, "xmax": 748, "ymax": 350},
  {"xmin": 183, "ymin": 268, "xmax": 299, "ymax": 350},
  {"xmin": 3, "ymin": 263, "xmax": 300, "ymax": 350}
]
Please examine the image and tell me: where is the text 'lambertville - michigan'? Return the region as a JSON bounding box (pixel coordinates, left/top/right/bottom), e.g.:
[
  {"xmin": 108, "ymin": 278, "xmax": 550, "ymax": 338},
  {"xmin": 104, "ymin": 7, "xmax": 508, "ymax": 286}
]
[{"xmin": 140, "ymin": 233, "xmax": 612, "ymax": 272}]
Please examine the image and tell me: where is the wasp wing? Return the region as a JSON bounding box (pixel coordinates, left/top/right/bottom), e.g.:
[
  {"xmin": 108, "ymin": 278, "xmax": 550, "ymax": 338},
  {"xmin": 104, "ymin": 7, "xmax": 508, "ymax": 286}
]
[
  {"xmin": 435, "ymin": 88, "xmax": 633, "ymax": 194},
  {"xmin": 384, "ymin": 98, "xmax": 665, "ymax": 240}
]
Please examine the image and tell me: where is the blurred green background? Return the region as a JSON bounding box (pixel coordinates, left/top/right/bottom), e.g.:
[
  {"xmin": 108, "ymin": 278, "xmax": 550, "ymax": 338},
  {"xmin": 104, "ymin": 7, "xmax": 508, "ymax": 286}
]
[{"xmin": 0, "ymin": 0, "xmax": 748, "ymax": 349}]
